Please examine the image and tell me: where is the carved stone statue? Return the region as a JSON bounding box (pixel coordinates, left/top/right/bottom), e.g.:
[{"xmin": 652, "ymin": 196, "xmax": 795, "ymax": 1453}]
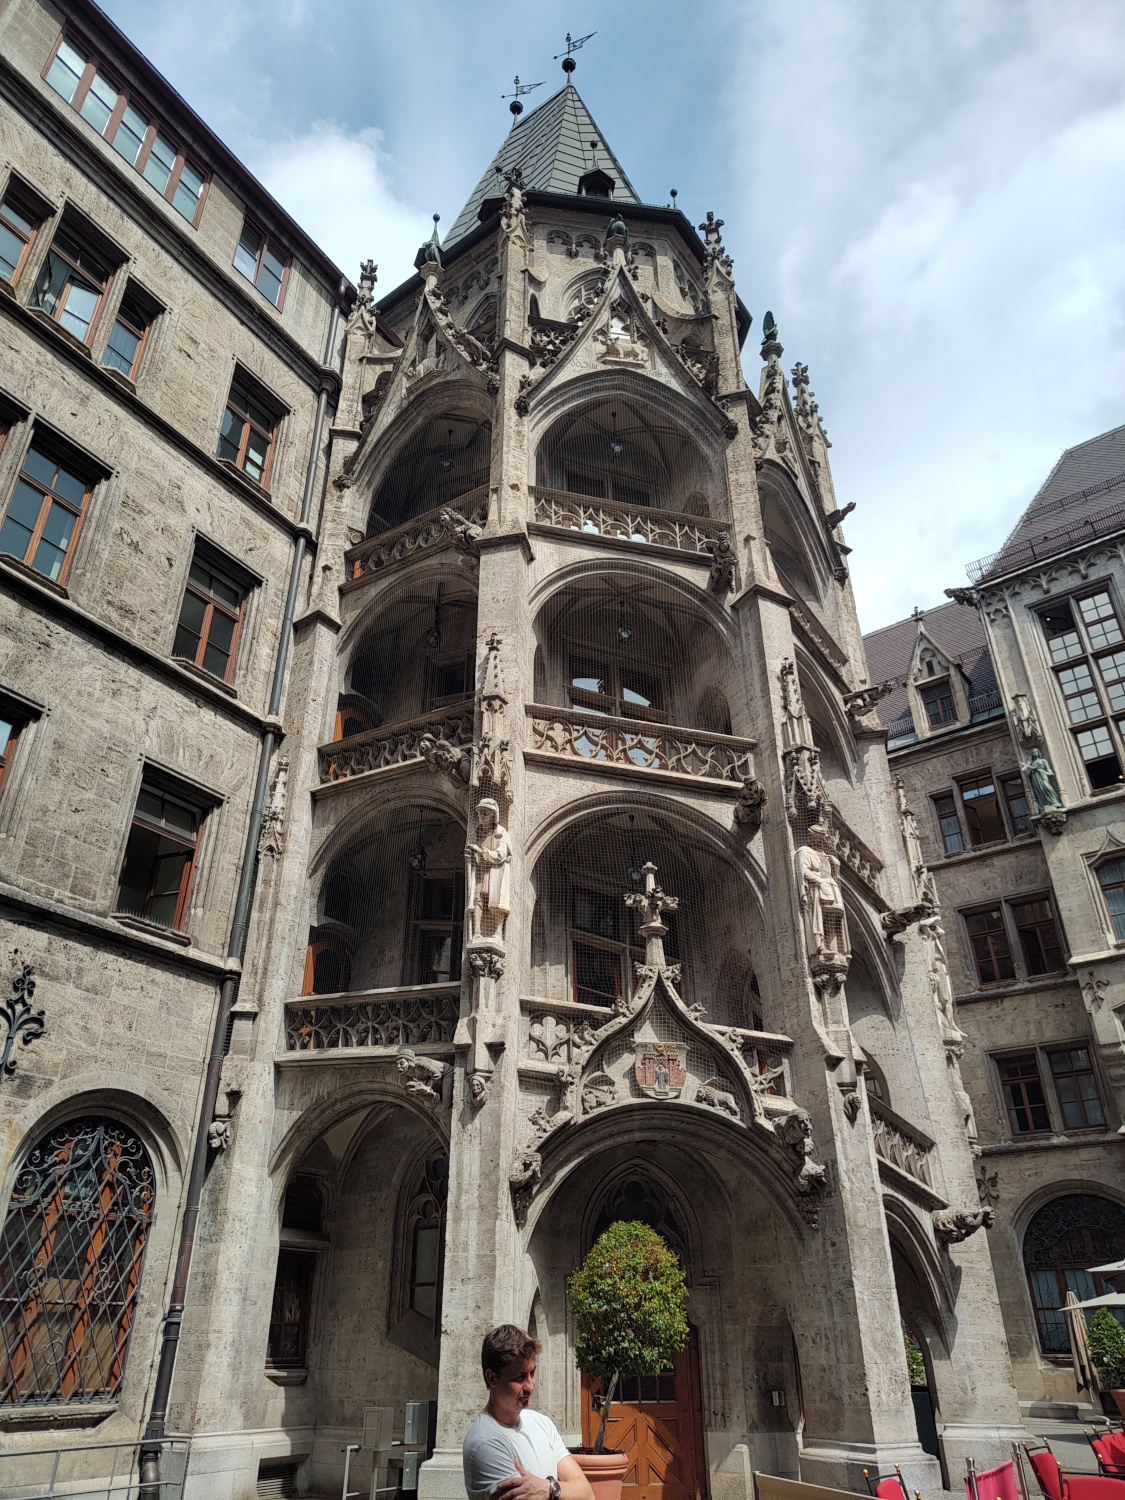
[
  {"xmin": 466, "ymin": 799, "xmax": 512, "ymax": 943},
  {"xmin": 776, "ymin": 1107, "xmax": 828, "ymax": 1195},
  {"xmin": 1011, "ymin": 694, "xmax": 1041, "ymax": 745},
  {"xmin": 397, "ymin": 1051, "xmax": 446, "ymax": 1102},
  {"xmin": 696, "ymin": 1079, "xmax": 740, "ymax": 1119},
  {"xmin": 706, "ymin": 530, "xmax": 735, "ymax": 594},
  {"xmin": 605, "ymin": 211, "xmax": 628, "ymax": 244},
  {"xmin": 439, "ymin": 507, "xmax": 483, "ymax": 559},
  {"xmin": 843, "ymin": 682, "xmax": 893, "ymax": 718},
  {"xmin": 419, "ymin": 732, "xmax": 472, "ymax": 788},
  {"xmin": 1023, "ymin": 747, "xmax": 1064, "ymax": 813},
  {"xmin": 932, "ymin": 1206, "xmax": 994, "ymax": 1244},
  {"xmin": 796, "ymin": 832, "xmax": 849, "ymax": 959},
  {"xmin": 735, "ymin": 776, "xmax": 767, "ymax": 830}
]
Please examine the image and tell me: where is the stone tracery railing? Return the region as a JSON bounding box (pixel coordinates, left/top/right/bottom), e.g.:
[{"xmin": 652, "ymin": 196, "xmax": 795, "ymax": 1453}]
[
  {"xmin": 526, "ymin": 704, "xmax": 756, "ymax": 784},
  {"xmin": 285, "ymin": 984, "xmax": 460, "ymax": 1051},
  {"xmin": 318, "ymin": 701, "xmax": 474, "ymax": 783},
  {"xmin": 822, "ymin": 808, "xmax": 883, "ymax": 901},
  {"xmin": 530, "ymin": 486, "xmax": 726, "ymax": 557},
  {"xmin": 869, "ymin": 1095, "xmax": 935, "ymax": 1190},
  {"xmin": 345, "ymin": 488, "xmax": 489, "ymax": 582}
]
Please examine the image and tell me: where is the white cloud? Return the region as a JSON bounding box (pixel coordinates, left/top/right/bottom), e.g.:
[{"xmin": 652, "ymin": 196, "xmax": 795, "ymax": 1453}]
[
  {"xmin": 726, "ymin": 0, "xmax": 1125, "ymax": 630},
  {"xmin": 250, "ymin": 123, "xmax": 432, "ymax": 295}
]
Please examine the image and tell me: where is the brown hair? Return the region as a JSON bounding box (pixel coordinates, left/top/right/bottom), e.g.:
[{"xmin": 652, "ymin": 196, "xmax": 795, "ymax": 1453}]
[{"xmin": 481, "ymin": 1324, "xmax": 541, "ymax": 1376}]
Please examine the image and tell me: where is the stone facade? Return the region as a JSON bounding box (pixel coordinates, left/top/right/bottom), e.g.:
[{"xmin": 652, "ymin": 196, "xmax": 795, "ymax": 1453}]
[{"xmin": 0, "ymin": 11, "xmax": 1033, "ymax": 1500}]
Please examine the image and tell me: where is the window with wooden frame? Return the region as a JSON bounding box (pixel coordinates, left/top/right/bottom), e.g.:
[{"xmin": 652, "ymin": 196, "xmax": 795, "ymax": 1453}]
[
  {"xmin": 0, "ymin": 711, "xmax": 25, "ymax": 797},
  {"xmin": 172, "ymin": 552, "xmax": 246, "ymax": 682},
  {"xmin": 1011, "ymin": 897, "xmax": 1064, "ymax": 976},
  {"xmin": 958, "ymin": 773, "xmax": 1007, "ymax": 846},
  {"xmin": 217, "ymin": 371, "xmax": 280, "ymax": 487},
  {"xmin": 405, "ymin": 872, "xmax": 464, "ymax": 986},
  {"xmin": 232, "ymin": 219, "xmax": 289, "ymax": 308},
  {"xmin": 0, "ymin": 183, "xmax": 44, "ymax": 285},
  {"xmin": 114, "ymin": 781, "xmax": 202, "ymax": 930},
  {"xmin": 1001, "ymin": 773, "xmax": 1031, "ymax": 835},
  {"xmin": 571, "ymin": 886, "xmax": 641, "ymax": 1008},
  {"xmin": 301, "ymin": 932, "xmax": 350, "ymax": 996},
  {"xmin": 964, "ymin": 906, "xmax": 1016, "ymax": 985},
  {"xmin": 332, "ymin": 697, "xmax": 376, "ymax": 741},
  {"xmin": 1048, "ymin": 1048, "xmax": 1105, "ymax": 1130},
  {"xmin": 933, "ymin": 792, "xmax": 964, "ymax": 855},
  {"xmin": 920, "ymin": 679, "xmax": 957, "ymax": 727},
  {"xmin": 569, "ymin": 653, "xmax": 666, "ymax": 723},
  {"xmin": 32, "ymin": 223, "xmax": 112, "ymax": 345},
  {"xmin": 0, "ymin": 441, "xmax": 93, "ymax": 584},
  {"xmin": 44, "ymin": 34, "xmax": 209, "ymax": 226},
  {"xmin": 1096, "ymin": 857, "xmax": 1125, "ymax": 940},
  {"xmin": 425, "ymin": 654, "xmax": 472, "ymax": 710},
  {"xmin": 1038, "ymin": 591, "xmax": 1125, "ymax": 790},
  {"xmin": 997, "ymin": 1053, "xmax": 1051, "ymax": 1134},
  {"xmin": 101, "ymin": 282, "xmax": 158, "ymax": 381},
  {"xmin": 266, "ymin": 1249, "xmax": 314, "ymax": 1367}
]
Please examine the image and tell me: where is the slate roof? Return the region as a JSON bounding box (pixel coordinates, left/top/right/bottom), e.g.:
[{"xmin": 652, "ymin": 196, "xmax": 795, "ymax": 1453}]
[
  {"xmin": 862, "ymin": 601, "xmax": 995, "ymax": 730},
  {"xmin": 443, "ymin": 82, "xmax": 642, "ymax": 249},
  {"xmin": 971, "ymin": 423, "xmax": 1125, "ymax": 581}
]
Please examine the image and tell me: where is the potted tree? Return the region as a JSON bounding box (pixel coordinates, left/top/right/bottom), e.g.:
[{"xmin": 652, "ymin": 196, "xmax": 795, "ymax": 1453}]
[
  {"xmin": 566, "ymin": 1221, "xmax": 689, "ymax": 1500},
  {"xmin": 1087, "ymin": 1306, "xmax": 1125, "ymax": 1418}
]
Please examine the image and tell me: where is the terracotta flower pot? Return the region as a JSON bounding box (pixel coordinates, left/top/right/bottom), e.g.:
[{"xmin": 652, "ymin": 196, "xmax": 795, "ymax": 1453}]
[
  {"xmin": 569, "ymin": 1448, "xmax": 629, "ymax": 1500},
  {"xmin": 1111, "ymin": 1389, "xmax": 1125, "ymax": 1420}
]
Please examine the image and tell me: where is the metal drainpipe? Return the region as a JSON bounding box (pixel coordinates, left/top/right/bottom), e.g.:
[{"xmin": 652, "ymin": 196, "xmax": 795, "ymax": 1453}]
[{"xmin": 140, "ymin": 283, "xmax": 348, "ymax": 1496}]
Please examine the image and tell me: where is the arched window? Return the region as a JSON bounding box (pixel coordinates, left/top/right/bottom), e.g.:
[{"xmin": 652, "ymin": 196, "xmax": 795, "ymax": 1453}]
[
  {"xmin": 1023, "ymin": 1193, "xmax": 1125, "ymax": 1353},
  {"xmin": 406, "ymin": 1157, "xmax": 447, "ymax": 1327},
  {"xmin": 267, "ymin": 1174, "xmax": 325, "ymax": 1370},
  {"xmin": 592, "ymin": 1177, "xmax": 689, "ymax": 1272},
  {"xmin": 0, "ymin": 1117, "xmax": 154, "ymax": 1404},
  {"xmin": 302, "ymin": 933, "xmax": 350, "ymax": 996}
]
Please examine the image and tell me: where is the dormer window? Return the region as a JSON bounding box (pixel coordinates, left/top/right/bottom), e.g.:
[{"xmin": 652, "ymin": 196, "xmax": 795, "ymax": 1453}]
[
  {"xmin": 920, "ymin": 680, "xmax": 957, "ymax": 727},
  {"xmin": 577, "ymin": 168, "xmax": 615, "ymax": 198}
]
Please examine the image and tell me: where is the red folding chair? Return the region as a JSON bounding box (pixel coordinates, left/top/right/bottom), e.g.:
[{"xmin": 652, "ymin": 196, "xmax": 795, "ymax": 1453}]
[
  {"xmin": 1059, "ymin": 1477, "xmax": 1125, "ymax": 1500},
  {"xmin": 1089, "ymin": 1432, "xmax": 1125, "ymax": 1480},
  {"xmin": 1024, "ymin": 1445, "xmax": 1065, "ymax": 1500},
  {"xmin": 966, "ymin": 1458, "xmax": 1018, "ymax": 1500},
  {"xmin": 863, "ymin": 1467, "xmax": 911, "ymax": 1500}
]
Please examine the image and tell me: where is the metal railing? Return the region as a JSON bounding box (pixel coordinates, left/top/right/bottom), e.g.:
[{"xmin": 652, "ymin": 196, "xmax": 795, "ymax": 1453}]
[
  {"xmin": 0, "ymin": 1437, "xmax": 189, "ymax": 1500},
  {"xmin": 526, "ymin": 703, "xmax": 756, "ymax": 783},
  {"xmin": 966, "ymin": 493, "xmax": 1125, "ymax": 581},
  {"xmin": 969, "ymin": 688, "xmax": 1004, "ymax": 721},
  {"xmin": 318, "ymin": 701, "xmax": 474, "ymax": 783},
  {"xmin": 344, "ymin": 489, "xmax": 490, "ymax": 581},
  {"xmin": 530, "ymin": 486, "xmax": 725, "ymax": 557},
  {"xmin": 885, "ymin": 714, "xmax": 915, "ymax": 740},
  {"xmin": 285, "ymin": 984, "xmax": 460, "ymax": 1051},
  {"xmin": 869, "ymin": 1095, "xmax": 934, "ymax": 1189}
]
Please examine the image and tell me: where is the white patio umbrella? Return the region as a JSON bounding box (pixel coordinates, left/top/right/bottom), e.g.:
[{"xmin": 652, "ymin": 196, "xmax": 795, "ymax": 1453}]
[{"xmin": 1064, "ymin": 1290, "xmax": 1101, "ymax": 1403}]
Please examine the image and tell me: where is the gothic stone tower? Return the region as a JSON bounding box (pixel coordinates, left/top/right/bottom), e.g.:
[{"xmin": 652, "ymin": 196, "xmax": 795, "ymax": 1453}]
[{"xmin": 197, "ymin": 78, "xmax": 1026, "ymax": 1500}]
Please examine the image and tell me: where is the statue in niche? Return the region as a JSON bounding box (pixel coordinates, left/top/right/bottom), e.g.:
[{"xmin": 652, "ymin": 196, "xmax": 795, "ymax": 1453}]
[
  {"xmin": 1023, "ymin": 747, "xmax": 1064, "ymax": 813},
  {"xmin": 466, "ymin": 798, "xmax": 512, "ymax": 944},
  {"xmin": 796, "ymin": 830, "xmax": 849, "ymax": 960}
]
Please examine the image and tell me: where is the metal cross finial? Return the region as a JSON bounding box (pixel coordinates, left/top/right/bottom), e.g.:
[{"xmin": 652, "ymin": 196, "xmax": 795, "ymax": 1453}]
[
  {"xmin": 912, "ymin": 605, "xmax": 925, "ymax": 622},
  {"xmin": 623, "ymin": 861, "xmax": 679, "ymax": 969},
  {"xmin": 554, "ymin": 30, "xmax": 597, "ymax": 75}
]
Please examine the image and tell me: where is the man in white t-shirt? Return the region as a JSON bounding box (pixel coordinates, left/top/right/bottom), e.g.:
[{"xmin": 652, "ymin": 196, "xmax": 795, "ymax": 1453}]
[{"xmin": 462, "ymin": 1325, "xmax": 595, "ymax": 1500}]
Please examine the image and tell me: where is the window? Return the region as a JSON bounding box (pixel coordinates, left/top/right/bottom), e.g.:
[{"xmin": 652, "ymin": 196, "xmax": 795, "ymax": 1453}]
[
  {"xmin": 403, "ymin": 1157, "xmax": 447, "ymax": 1331},
  {"xmin": 998, "ymin": 1054, "xmax": 1051, "ymax": 1133},
  {"xmin": 45, "ymin": 34, "xmax": 209, "ymax": 226},
  {"xmin": 572, "ymin": 887, "xmax": 641, "ymax": 1007},
  {"xmin": 217, "ymin": 373, "xmax": 279, "ymax": 486},
  {"xmin": 301, "ymin": 933, "xmax": 349, "ymax": 996},
  {"xmin": 933, "ymin": 793, "xmax": 964, "ymax": 854},
  {"xmin": 32, "ymin": 225, "xmax": 111, "ymax": 344},
  {"xmin": 959, "ymin": 775, "xmax": 1006, "ymax": 846},
  {"xmin": 0, "ymin": 713, "xmax": 23, "ymax": 795},
  {"xmin": 1011, "ymin": 898, "xmax": 1064, "ymax": 975},
  {"xmin": 101, "ymin": 285, "xmax": 155, "ymax": 380},
  {"xmin": 920, "ymin": 680, "xmax": 956, "ymax": 727},
  {"xmin": 569, "ymin": 654, "xmax": 666, "ymax": 723},
  {"xmin": 266, "ymin": 1250, "xmax": 313, "ymax": 1367},
  {"xmin": 233, "ymin": 220, "xmax": 289, "ymax": 308},
  {"xmin": 1023, "ymin": 1194, "xmax": 1125, "ymax": 1354},
  {"xmin": 114, "ymin": 781, "xmax": 201, "ymax": 930},
  {"xmin": 0, "ymin": 187, "xmax": 42, "ymax": 284},
  {"xmin": 1038, "ymin": 592, "xmax": 1125, "ymax": 790},
  {"xmin": 406, "ymin": 873, "xmax": 464, "ymax": 985},
  {"xmin": 1097, "ymin": 858, "xmax": 1125, "ymax": 940},
  {"xmin": 426, "ymin": 655, "xmax": 471, "ymax": 710},
  {"xmin": 0, "ymin": 1116, "xmax": 154, "ymax": 1403},
  {"xmin": 0, "ymin": 443, "xmax": 91, "ymax": 583},
  {"xmin": 1001, "ymin": 774, "xmax": 1031, "ymax": 835},
  {"xmin": 1048, "ymin": 1048, "xmax": 1105, "ymax": 1130},
  {"xmin": 172, "ymin": 554, "xmax": 245, "ymax": 682},
  {"xmin": 965, "ymin": 908, "xmax": 1015, "ymax": 985}
]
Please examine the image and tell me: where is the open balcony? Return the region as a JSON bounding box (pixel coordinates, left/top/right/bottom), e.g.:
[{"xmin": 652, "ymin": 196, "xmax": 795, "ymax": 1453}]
[
  {"xmin": 318, "ymin": 700, "xmax": 474, "ymax": 785},
  {"xmin": 529, "ymin": 486, "xmax": 726, "ymax": 562},
  {"xmin": 344, "ymin": 488, "xmax": 489, "ymax": 587},
  {"xmin": 282, "ymin": 982, "xmax": 459, "ymax": 1058},
  {"xmin": 868, "ymin": 1094, "xmax": 944, "ymax": 1206},
  {"xmin": 525, "ymin": 704, "xmax": 755, "ymax": 789}
]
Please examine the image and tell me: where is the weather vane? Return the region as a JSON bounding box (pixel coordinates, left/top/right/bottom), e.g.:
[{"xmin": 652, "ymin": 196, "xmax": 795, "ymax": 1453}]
[
  {"xmin": 554, "ymin": 30, "xmax": 596, "ymax": 75},
  {"xmin": 502, "ymin": 74, "xmax": 545, "ymax": 123}
]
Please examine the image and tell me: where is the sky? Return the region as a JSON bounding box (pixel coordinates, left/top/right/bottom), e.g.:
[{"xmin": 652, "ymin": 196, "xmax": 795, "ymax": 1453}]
[{"xmin": 97, "ymin": 0, "xmax": 1125, "ymax": 633}]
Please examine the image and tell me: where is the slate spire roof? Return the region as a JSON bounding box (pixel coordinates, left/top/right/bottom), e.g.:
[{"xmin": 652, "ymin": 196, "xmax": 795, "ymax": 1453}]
[{"xmin": 442, "ymin": 81, "xmax": 642, "ymax": 249}]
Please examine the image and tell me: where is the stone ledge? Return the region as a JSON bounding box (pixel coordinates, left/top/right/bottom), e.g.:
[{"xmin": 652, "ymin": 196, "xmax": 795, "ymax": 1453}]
[
  {"xmin": 264, "ymin": 1368, "xmax": 308, "ymax": 1386},
  {"xmin": 0, "ymin": 1402, "xmax": 116, "ymax": 1430}
]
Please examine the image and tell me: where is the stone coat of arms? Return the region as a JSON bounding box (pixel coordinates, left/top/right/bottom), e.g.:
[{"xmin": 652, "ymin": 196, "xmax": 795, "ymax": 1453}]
[{"xmin": 634, "ymin": 1042, "xmax": 687, "ymax": 1099}]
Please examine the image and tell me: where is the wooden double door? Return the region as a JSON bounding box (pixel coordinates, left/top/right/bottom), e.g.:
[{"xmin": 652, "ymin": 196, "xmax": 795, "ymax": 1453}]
[{"xmin": 582, "ymin": 1327, "xmax": 707, "ymax": 1500}]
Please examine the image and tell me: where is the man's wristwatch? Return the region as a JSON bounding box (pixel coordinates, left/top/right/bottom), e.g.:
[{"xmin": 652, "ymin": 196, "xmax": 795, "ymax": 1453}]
[{"xmin": 548, "ymin": 1478, "xmax": 561, "ymax": 1500}]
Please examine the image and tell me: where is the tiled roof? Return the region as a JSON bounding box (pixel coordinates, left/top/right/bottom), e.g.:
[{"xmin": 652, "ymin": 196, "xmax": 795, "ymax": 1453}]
[
  {"xmin": 969, "ymin": 423, "xmax": 1125, "ymax": 581},
  {"xmin": 443, "ymin": 82, "xmax": 642, "ymax": 249},
  {"xmin": 862, "ymin": 601, "xmax": 991, "ymax": 729}
]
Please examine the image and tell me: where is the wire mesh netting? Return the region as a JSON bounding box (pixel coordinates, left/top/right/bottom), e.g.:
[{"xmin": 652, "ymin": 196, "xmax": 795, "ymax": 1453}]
[{"xmin": 0, "ymin": 1117, "xmax": 154, "ymax": 1405}]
